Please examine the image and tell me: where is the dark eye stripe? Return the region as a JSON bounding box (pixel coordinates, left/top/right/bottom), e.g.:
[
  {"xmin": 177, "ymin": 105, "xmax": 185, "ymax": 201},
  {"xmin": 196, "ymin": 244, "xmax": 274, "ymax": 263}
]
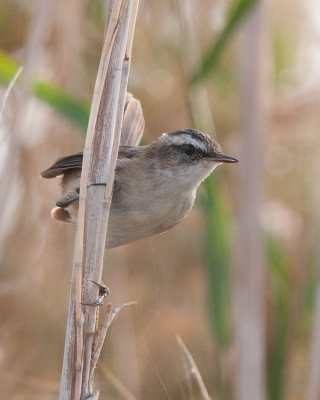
[{"xmin": 171, "ymin": 143, "xmax": 207, "ymax": 157}]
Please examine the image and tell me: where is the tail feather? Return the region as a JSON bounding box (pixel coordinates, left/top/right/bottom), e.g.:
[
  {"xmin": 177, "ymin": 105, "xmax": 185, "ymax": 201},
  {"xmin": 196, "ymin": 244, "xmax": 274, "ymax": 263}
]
[{"xmin": 51, "ymin": 207, "xmax": 73, "ymax": 223}]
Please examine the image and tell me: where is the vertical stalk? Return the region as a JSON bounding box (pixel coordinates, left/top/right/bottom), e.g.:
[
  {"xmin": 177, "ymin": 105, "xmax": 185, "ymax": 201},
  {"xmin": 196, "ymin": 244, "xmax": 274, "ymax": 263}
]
[
  {"xmin": 233, "ymin": 1, "xmax": 268, "ymax": 399},
  {"xmin": 307, "ymin": 240, "xmax": 320, "ymax": 400},
  {"xmin": 59, "ymin": 1, "xmax": 139, "ymax": 398}
]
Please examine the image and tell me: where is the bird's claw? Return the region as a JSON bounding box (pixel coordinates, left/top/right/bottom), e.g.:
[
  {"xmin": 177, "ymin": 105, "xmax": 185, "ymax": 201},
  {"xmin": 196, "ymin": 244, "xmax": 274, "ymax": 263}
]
[
  {"xmin": 81, "ymin": 298, "xmax": 104, "ymax": 306},
  {"xmin": 90, "ymin": 280, "xmax": 110, "ymax": 297},
  {"xmin": 81, "ymin": 280, "xmax": 110, "ymax": 307}
]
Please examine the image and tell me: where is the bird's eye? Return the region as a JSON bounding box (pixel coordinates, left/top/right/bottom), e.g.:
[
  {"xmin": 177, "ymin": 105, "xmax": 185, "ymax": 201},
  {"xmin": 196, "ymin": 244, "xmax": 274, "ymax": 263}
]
[{"xmin": 184, "ymin": 144, "xmax": 195, "ymax": 156}]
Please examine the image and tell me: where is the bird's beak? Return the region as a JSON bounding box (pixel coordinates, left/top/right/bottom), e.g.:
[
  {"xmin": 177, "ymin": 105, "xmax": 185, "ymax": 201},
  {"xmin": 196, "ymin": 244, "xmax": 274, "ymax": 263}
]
[{"xmin": 210, "ymin": 153, "xmax": 239, "ymax": 163}]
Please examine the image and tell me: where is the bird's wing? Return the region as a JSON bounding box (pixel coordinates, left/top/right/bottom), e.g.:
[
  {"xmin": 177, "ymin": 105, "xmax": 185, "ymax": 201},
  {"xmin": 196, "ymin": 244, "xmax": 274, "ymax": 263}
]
[
  {"xmin": 41, "ymin": 92, "xmax": 144, "ymax": 178},
  {"xmin": 40, "ymin": 145, "xmax": 141, "ymax": 178},
  {"xmin": 120, "ymin": 92, "xmax": 145, "ymax": 146},
  {"xmin": 41, "ymin": 152, "xmax": 83, "ymax": 178}
]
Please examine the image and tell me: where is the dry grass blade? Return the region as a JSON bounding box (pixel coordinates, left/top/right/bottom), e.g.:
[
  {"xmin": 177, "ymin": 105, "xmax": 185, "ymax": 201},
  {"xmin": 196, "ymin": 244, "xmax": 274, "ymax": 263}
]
[
  {"xmin": 0, "ymin": 66, "xmax": 23, "ymax": 123},
  {"xmin": 176, "ymin": 335, "xmax": 212, "ymax": 400},
  {"xmin": 89, "ymin": 301, "xmax": 137, "ymax": 389},
  {"xmin": 99, "ymin": 364, "xmax": 139, "ymax": 400}
]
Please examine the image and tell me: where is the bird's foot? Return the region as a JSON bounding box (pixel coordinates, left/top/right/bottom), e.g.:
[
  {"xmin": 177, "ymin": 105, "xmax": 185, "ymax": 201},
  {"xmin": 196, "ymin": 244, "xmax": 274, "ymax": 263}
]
[{"xmin": 81, "ymin": 280, "xmax": 110, "ymax": 306}]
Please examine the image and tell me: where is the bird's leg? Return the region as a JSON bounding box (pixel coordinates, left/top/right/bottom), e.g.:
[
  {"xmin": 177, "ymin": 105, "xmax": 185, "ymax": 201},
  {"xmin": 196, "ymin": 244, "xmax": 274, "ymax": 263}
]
[{"xmin": 56, "ymin": 191, "xmax": 79, "ymax": 207}]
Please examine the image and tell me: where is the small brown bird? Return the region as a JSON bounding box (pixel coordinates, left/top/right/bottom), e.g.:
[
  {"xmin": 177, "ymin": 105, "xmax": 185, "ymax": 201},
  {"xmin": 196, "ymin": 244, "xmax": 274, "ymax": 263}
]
[{"xmin": 41, "ymin": 94, "xmax": 238, "ymax": 248}]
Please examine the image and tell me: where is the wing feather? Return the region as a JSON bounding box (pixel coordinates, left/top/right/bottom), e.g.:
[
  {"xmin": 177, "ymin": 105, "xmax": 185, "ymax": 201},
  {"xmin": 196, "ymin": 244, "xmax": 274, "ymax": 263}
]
[
  {"xmin": 41, "ymin": 92, "xmax": 145, "ymax": 179},
  {"xmin": 41, "ymin": 152, "xmax": 83, "ymax": 178},
  {"xmin": 120, "ymin": 92, "xmax": 145, "ymax": 146}
]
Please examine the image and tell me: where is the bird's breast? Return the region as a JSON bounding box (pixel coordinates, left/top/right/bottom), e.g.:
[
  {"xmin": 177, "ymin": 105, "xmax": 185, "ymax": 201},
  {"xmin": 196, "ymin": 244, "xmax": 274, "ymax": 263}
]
[{"xmin": 106, "ymin": 177, "xmax": 196, "ymax": 248}]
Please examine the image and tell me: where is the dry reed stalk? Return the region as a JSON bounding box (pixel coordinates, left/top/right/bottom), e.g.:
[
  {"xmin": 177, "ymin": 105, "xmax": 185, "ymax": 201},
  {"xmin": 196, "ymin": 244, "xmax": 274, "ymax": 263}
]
[
  {"xmin": 233, "ymin": 1, "xmax": 268, "ymax": 400},
  {"xmin": 307, "ymin": 244, "xmax": 320, "ymax": 400},
  {"xmin": 88, "ymin": 301, "xmax": 137, "ymax": 389},
  {"xmin": 80, "ymin": 2, "xmax": 133, "ymax": 397},
  {"xmin": 176, "ymin": 335, "xmax": 212, "ymax": 400},
  {"xmin": 59, "ymin": 0, "xmax": 139, "ymax": 399}
]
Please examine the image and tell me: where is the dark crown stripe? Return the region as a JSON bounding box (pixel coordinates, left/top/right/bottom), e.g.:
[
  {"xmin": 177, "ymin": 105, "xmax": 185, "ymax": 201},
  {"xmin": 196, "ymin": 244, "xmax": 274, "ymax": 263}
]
[{"xmin": 168, "ymin": 129, "xmax": 211, "ymax": 146}]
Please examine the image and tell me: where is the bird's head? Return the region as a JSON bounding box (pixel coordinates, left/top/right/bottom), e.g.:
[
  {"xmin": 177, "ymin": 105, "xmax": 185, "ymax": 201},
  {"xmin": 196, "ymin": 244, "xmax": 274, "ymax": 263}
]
[{"xmin": 148, "ymin": 129, "xmax": 238, "ymax": 187}]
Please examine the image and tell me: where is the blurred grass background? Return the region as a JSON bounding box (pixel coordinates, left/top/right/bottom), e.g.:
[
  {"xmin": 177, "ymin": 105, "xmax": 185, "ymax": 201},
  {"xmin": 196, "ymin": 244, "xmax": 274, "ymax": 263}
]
[{"xmin": 1, "ymin": 0, "xmax": 320, "ymax": 399}]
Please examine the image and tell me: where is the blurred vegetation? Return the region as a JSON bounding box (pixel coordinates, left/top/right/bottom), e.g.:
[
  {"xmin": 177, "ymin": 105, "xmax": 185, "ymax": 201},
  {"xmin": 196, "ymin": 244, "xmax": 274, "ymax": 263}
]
[
  {"xmin": 0, "ymin": 0, "xmax": 319, "ymax": 399},
  {"xmin": 267, "ymin": 236, "xmax": 290, "ymax": 400},
  {"xmin": 0, "ymin": 50, "xmax": 90, "ymax": 131},
  {"xmin": 199, "ymin": 179, "xmax": 232, "ymax": 348},
  {"xmin": 33, "ymin": 81, "xmax": 90, "ymax": 132},
  {"xmin": 191, "ymin": 0, "xmax": 258, "ymax": 84}
]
